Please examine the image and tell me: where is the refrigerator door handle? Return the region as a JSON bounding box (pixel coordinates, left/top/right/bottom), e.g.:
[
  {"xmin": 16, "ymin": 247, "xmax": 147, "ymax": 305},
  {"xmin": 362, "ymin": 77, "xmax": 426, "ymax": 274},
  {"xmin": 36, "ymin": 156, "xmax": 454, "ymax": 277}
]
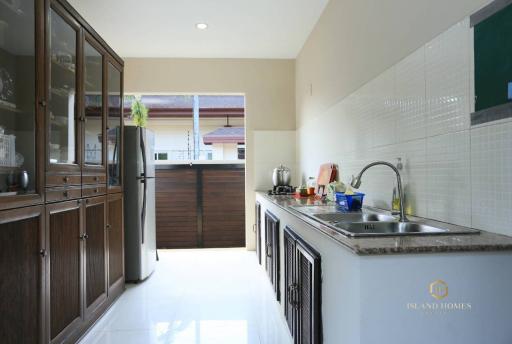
[{"xmin": 140, "ymin": 128, "xmax": 147, "ymax": 244}]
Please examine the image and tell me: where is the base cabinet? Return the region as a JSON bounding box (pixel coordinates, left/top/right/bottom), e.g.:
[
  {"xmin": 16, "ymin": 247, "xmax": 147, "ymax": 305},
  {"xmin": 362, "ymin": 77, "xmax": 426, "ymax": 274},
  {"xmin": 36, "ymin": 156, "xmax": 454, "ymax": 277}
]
[
  {"xmin": 47, "ymin": 201, "xmax": 83, "ymax": 343},
  {"xmin": 46, "ymin": 195, "xmax": 123, "ymax": 344},
  {"xmin": 107, "ymin": 193, "xmax": 124, "ymax": 292},
  {"xmin": 265, "ymin": 211, "xmax": 280, "ymax": 301},
  {"xmin": 84, "ymin": 197, "xmax": 108, "ymax": 318},
  {"xmin": 284, "ymin": 227, "xmax": 322, "ymax": 344},
  {"xmin": 0, "ymin": 206, "xmax": 45, "ymax": 344}
]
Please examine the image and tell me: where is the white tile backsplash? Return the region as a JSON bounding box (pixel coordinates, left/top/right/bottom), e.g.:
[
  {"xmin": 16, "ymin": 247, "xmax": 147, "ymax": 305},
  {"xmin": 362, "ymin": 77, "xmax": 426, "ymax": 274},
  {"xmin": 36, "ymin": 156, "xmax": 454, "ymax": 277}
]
[
  {"xmin": 426, "ymin": 131, "xmax": 471, "ymax": 226},
  {"xmin": 471, "ymin": 121, "xmax": 512, "ymax": 236},
  {"xmin": 425, "ymin": 18, "xmax": 471, "ymax": 137},
  {"xmin": 396, "ymin": 47, "xmax": 427, "ymax": 142},
  {"xmin": 296, "ymin": 17, "xmax": 512, "ymax": 235}
]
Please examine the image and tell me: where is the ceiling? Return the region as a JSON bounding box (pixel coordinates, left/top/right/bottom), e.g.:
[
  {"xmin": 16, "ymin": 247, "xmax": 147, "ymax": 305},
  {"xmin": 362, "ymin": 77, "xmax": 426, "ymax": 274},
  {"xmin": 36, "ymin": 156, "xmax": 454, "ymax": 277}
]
[{"xmin": 67, "ymin": 0, "xmax": 329, "ymax": 59}]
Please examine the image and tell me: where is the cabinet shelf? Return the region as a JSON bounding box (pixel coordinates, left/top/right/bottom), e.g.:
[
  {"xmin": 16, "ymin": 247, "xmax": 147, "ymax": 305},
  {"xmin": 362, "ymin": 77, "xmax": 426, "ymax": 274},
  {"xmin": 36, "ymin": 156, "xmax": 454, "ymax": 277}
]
[{"xmin": 0, "ymin": 100, "xmax": 21, "ymax": 113}]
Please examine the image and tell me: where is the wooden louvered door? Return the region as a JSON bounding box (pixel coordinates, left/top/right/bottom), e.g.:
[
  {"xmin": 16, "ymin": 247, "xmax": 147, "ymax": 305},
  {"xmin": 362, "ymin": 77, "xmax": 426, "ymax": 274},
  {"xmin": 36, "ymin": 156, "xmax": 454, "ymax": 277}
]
[
  {"xmin": 0, "ymin": 206, "xmax": 45, "ymax": 344},
  {"xmin": 284, "ymin": 226, "xmax": 322, "ymax": 344},
  {"xmin": 265, "ymin": 211, "xmax": 280, "ymax": 301},
  {"xmin": 47, "ymin": 200, "xmax": 84, "ymax": 343},
  {"xmin": 84, "ymin": 196, "xmax": 107, "ymax": 319}
]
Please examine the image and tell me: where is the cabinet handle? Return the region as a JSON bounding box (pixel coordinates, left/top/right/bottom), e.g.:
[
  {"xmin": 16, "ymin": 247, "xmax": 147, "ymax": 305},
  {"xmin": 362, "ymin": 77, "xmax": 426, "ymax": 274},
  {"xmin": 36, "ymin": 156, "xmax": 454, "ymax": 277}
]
[
  {"xmin": 80, "ymin": 234, "xmax": 89, "ymax": 240},
  {"xmin": 94, "ymin": 188, "xmax": 99, "ymax": 193},
  {"xmin": 106, "ymin": 224, "xmax": 112, "ymax": 230},
  {"xmin": 38, "ymin": 100, "xmax": 47, "ymax": 107},
  {"xmin": 288, "ymin": 283, "xmax": 299, "ymax": 308},
  {"xmin": 94, "ymin": 176, "xmax": 99, "ymax": 181},
  {"xmin": 39, "ymin": 249, "xmax": 47, "ymax": 257},
  {"xmin": 266, "ymin": 243, "xmax": 272, "ymax": 257},
  {"xmin": 63, "ymin": 176, "xmax": 70, "ymax": 183},
  {"xmin": 63, "ymin": 191, "xmax": 69, "ymax": 198}
]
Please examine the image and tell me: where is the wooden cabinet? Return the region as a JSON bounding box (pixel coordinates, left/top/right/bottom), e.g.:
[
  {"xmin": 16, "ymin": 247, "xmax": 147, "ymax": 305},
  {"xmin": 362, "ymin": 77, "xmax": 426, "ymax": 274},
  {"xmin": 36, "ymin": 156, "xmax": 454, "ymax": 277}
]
[
  {"xmin": 0, "ymin": 206, "xmax": 45, "ymax": 344},
  {"xmin": 0, "ymin": 0, "xmax": 124, "ymax": 342},
  {"xmin": 47, "ymin": 200, "xmax": 83, "ymax": 343},
  {"xmin": 84, "ymin": 196, "xmax": 107, "ymax": 318},
  {"xmin": 45, "ymin": 0, "xmax": 121, "ymax": 196},
  {"xmin": 265, "ymin": 211, "xmax": 280, "ymax": 301},
  {"xmin": 255, "ymin": 201, "xmax": 261, "ymax": 265},
  {"xmin": 107, "ymin": 193, "xmax": 124, "ymax": 293},
  {"xmin": 284, "ymin": 227, "xmax": 322, "ymax": 344}
]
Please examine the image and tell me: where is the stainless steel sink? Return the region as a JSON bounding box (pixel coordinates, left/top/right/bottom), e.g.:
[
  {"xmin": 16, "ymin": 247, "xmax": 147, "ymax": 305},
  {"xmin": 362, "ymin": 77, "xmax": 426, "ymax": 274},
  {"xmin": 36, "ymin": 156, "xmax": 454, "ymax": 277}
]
[
  {"xmin": 290, "ymin": 205, "xmax": 479, "ymax": 237},
  {"xmin": 313, "ymin": 213, "xmax": 396, "ymax": 224},
  {"xmin": 335, "ymin": 221, "xmax": 448, "ymax": 236}
]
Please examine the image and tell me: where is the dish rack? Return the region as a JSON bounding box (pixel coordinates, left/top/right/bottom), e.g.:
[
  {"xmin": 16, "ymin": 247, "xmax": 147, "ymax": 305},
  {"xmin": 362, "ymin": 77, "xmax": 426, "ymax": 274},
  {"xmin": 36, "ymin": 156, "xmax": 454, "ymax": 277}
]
[{"xmin": 0, "ymin": 133, "xmax": 16, "ymax": 167}]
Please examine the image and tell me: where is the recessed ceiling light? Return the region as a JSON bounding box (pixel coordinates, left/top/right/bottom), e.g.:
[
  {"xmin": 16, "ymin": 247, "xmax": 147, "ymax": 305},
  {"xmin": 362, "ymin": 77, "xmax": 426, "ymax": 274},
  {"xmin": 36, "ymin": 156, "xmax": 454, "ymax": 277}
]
[{"xmin": 196, "ymin": 23, "xmax": 208, "ymax": 30}]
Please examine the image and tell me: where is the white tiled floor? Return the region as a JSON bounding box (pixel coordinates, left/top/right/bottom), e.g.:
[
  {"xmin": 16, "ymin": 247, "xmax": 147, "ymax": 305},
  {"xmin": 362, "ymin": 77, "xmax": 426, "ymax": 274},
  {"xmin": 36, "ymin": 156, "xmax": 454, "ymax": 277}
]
[{"xmin": 79, "ymin": 248, "xmax": 292, "ymax": 344}]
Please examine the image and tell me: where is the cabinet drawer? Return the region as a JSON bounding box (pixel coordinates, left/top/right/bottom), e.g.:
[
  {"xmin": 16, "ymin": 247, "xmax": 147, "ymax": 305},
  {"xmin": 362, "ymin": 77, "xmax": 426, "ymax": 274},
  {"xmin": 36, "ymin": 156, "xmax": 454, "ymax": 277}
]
[
  {"xmin": 82, "ymin": 174, "xmax": 106, "ymax": 185},
  {"xmin": 82, "ymin": 184, "xmax": 107, "ymax": 198},
  {"xmin": 46, "ymin": 186, "xmax": 82, "ymax": 203},
  {"xmin": 46, "ymin": 174, "xmax": 81, "ymax": 187}
]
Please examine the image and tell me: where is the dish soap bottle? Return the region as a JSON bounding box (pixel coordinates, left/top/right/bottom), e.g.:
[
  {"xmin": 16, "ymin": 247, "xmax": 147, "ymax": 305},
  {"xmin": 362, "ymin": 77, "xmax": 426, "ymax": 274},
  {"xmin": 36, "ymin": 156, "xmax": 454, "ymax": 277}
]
[{"xmin": 391, "ymin": 158, "xmax": 403, "ymax": 213}]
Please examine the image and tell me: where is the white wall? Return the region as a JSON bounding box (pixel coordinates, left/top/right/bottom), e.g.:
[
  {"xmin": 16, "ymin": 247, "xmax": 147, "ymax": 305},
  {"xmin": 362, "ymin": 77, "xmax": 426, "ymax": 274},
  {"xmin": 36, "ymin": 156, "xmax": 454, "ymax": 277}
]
[
  {"xmin": 296, "ymin": 0, "xmax": 492, "ymax": 127},
  {"xmin": 296, "ymin": 15, "xmax": 512, "ymax": 235},
  {"xmin": 124, "ymin": 58, "xmax": 296, "ymax": 249}
]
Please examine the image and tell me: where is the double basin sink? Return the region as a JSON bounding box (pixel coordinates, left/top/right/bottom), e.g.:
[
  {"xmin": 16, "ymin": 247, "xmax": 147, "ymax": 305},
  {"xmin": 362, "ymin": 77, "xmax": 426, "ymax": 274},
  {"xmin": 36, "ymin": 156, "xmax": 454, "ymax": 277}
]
[{"xmin": 291, "ymin": 205, "xmax": 479, "ymax": 238}]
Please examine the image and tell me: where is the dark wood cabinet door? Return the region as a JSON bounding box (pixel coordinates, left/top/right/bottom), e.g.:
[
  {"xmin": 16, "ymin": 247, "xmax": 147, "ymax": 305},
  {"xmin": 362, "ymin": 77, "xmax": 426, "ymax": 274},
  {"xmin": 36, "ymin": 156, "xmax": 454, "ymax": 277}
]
[
  {"xmin": 46, "ymin": 1, "xmax": 82, "ymax": 174},
  {"xmin": 255, "ymin": 202, "xmax": 261, "ymax": 265},
  {"xmin": 82, "ymin": 33, "xmax": 107, "ymax": 174},
  {"xmin": 0, "ymin": 0, "xmax": 45, "ymax": 210},
  {"xmin": 107, "ymin": 193, "xmax": 124, "ymax": 292},
  {"xmin": 265, "ymin": 211, "xmax": 280, "ymax": 301},
  {"xmin": 84, "ymin": 196, "xmax": 107, "ymax": 318},
  {"xmin": 296, "ymin": 239, "xmax": 321, "ymax": 344},
  {"xmin": 47, "ymin": 200, "xmax": 83, "ymax": 343},
  {"xmin": 0, "ymin": 206, "xmax": 45, "ymax": 344},
  {"xmin": 106, "ymin": 60, "xmax": 123, "ymax": 192}
]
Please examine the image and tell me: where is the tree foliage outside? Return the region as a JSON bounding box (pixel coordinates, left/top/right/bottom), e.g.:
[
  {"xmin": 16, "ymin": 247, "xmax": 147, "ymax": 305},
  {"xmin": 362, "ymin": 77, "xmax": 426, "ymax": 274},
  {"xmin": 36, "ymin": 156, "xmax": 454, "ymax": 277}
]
[{"xmin": 130, "ymin": 97, "xmax": 148, "ymax": 127}]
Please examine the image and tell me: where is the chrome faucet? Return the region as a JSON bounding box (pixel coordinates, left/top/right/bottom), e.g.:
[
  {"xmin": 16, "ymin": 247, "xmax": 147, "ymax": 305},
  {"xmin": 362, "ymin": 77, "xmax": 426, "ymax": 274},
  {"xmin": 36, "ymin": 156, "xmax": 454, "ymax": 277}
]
[{"xmin": 350, "ymin": 161, "xmax": 408, "ymax": 222}]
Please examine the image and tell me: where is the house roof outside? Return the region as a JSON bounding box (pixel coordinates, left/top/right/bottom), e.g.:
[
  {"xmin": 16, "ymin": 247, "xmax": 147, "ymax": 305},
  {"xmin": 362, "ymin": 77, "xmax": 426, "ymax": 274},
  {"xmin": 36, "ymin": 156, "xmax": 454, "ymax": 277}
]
[
  {"xmin": 125, "ymin": 95, "xmax": 245, "ymax": 118},
  {"xmin": 203, "ymin": 127, "xmax": 245, "ymax": 144}
]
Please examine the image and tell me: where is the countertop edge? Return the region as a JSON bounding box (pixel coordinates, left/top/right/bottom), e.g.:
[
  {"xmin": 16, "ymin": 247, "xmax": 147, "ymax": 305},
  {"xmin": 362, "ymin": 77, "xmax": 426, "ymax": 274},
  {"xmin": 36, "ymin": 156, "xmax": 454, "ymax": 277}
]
[{"xmin": 256, "ymin": 192, "xmax": 512, "ymax": 256}]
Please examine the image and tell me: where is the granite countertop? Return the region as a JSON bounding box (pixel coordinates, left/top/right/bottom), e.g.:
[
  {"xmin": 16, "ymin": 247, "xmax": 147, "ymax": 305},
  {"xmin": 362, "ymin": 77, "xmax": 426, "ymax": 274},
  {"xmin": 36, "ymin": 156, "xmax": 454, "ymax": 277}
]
[{"xmin": 257, "ymin": 192, "xmax": 512, "ymax": 255}]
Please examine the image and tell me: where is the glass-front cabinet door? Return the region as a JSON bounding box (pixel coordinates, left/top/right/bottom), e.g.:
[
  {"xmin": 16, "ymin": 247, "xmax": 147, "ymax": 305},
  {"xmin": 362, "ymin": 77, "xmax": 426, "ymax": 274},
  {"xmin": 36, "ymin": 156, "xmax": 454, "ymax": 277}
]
[
  {"xmin": 107, "ymin": 62, "xmax": 122, "ymax": 190},
  {"xmin": 47, "ymin": 4, "xmax": 80, "ymax": 171},
  {"xmin": 0, "ymin": 0, "xmax": 42, "ymax": 204},
  {"xmin": 83, "ymin": 37, "xmax": 104, "ymax": 170}
]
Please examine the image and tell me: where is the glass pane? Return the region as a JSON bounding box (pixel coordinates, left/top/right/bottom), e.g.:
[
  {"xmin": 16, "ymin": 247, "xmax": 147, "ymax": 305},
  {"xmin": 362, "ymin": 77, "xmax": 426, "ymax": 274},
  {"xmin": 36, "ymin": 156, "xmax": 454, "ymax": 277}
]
[
  {"xmin": 123, "ymin": 95, "xmax": 246, "ymax": 163},
  {"xmin": 49, "ymin": 8, "xmax": 77, "ymax": 165},
  {"xmin": 84, "ymin": 41, "xmax": 102, "ymax": 165},
  {"xmin": 198, "ymin": 95, "xmax": 245, "ymax": 162},
  {"xmin": 0, "ymin": 0, "xmax": 37, "ymax": 195},
  {"xmin": 107, "ymin": 63, "xmax": 121, "ymax": 187}
]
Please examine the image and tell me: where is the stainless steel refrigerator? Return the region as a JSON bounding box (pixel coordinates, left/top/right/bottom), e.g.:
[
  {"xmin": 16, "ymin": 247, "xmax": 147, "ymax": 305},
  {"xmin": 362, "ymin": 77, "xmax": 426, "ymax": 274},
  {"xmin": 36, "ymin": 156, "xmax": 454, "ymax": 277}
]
[{"xmin": 124, "ymin": 126, "xmax": 157, "ymax": 282}]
